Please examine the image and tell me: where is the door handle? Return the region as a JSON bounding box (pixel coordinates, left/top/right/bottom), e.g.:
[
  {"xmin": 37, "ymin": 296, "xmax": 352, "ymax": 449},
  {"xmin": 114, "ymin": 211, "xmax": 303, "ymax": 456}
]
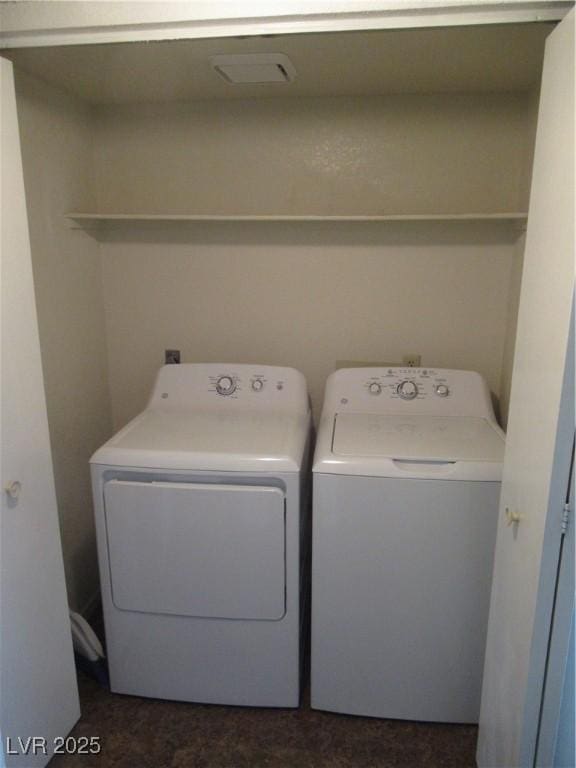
[
  {"xmin": 505, "ymin": 506, "xmax": 522, "ymax": 526},
  {"xmin": 4, "ymin": 480, "xmax": 21, "ymax": 500}
]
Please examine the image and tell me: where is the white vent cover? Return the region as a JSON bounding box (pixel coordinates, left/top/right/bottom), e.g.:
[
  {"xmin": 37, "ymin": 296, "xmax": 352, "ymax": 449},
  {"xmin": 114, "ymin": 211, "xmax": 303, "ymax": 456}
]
[{"xmin": 210, "ymin": 53, "xmax": 296, "ymax": 85}]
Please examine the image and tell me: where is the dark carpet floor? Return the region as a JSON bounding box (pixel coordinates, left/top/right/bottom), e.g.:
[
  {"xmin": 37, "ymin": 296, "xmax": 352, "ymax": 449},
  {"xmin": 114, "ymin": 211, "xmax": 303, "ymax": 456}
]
[{"xmin": 51, "ymin": 672, "xmax": 478, "ymax": 768}]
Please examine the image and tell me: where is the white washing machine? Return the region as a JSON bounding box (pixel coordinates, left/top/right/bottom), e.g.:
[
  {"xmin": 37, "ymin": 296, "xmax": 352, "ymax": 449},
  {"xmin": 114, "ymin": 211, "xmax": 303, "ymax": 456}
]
[
  {"xmin": 311, "ymin": 367, "xmax": 504, "ymax": 723},
  {"xmin": 91, "ymin": 363, "xmax": 311, "ymax": 707}
]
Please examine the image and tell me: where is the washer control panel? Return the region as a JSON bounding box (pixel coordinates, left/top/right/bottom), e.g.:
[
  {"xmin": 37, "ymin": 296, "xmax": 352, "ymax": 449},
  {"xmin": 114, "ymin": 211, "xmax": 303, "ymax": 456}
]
[
  {"xmin": 361, "ymin": 368, "xmax": 451, "ymax": 401},
  {"xmin": 325, "ymin": 367, "xmax": 494, "ymax": 419}
]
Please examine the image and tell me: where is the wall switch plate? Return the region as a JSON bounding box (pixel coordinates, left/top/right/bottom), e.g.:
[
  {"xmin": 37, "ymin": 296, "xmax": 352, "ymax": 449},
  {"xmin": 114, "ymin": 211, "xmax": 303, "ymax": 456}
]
[
  {"xmin": 165, "ymin": 349, "xmax": 181, "ymax": 364},
  {"xmin": 402, "ymin": 354, "xmax": 421, "ymax": 367}
]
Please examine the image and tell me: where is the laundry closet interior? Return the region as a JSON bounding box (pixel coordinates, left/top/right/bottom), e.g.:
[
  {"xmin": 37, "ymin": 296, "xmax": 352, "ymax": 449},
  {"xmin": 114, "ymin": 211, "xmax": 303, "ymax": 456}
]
[{"xmin": 4, "ymin": 19, "xmax": 552, "ymax": 620}]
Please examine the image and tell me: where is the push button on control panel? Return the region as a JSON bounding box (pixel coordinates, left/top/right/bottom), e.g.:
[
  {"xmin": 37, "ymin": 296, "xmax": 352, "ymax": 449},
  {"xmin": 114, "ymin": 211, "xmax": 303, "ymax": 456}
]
[
  {"xmin": 368, "ymin": 382, "xmax": 382, "ymax": 395},
  {"xmin": 435, "ymin": 384, "xmax": 450, "ymax": 397},
  {"xmin": 251, "ymin": 378, "xmax": 264, "ymax": 392}
]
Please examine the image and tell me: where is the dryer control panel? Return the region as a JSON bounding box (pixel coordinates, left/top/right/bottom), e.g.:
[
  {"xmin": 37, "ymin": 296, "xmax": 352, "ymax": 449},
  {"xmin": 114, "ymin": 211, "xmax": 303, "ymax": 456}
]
[
  {"xmin": 323, "ymin": 367, "xmax": 496, "ymax": 420},
  {"xmin": 148, "ymin": 363, "xmax": 309, "ymax": 414},
  {"xmin": 207, "ymin": 370, "xmax": 288, "ymax": 400}
]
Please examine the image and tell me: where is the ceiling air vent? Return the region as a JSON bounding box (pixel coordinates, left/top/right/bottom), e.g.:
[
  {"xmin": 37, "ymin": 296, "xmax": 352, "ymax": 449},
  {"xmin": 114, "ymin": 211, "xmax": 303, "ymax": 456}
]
[{"xmin": 210, "ymin": 53, "xmax": 296, "ymax": 85}]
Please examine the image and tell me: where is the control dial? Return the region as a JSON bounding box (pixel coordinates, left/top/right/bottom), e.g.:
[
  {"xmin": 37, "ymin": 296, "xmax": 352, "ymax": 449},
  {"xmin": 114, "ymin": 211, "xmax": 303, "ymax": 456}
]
[
  {"xmin": 368, "ymin": 382, "xmax": 382, "ymax": 396},
  {"xmin": 251, "ymin": 378, "xmax": 264, "ymax": 392},
  {"xmin": 216, "ymin": 375, "xmax": 236, "ymax": 396},
  {"xmin": 397, "ymin": 380, "xmax": 418, "ymax": 400},
  {"xmin": 435, "ymin": 384, "xmax": 450, "ymax": 398}
]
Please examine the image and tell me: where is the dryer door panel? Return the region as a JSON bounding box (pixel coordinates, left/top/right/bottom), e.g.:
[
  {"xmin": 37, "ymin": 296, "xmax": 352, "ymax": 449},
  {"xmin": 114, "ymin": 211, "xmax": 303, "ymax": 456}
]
[{"xmin": 104, "ymin": 480, "xmax": 286, "ymax": 620}]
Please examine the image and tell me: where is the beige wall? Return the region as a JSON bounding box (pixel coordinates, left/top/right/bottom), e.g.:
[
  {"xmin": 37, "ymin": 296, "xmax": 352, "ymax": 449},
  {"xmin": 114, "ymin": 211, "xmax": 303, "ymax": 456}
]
[
  {"xmin": 99, "ymin": 222, "xmax": 517, "ymax": 427},
  {"xmin": 15, "ymin": 72, "xmax": 112, "ymax": 613},
  {"xmin": 93, "ymin": 93, "xmax": 533, "ymax": 216},
  {"xmin": 94, "ymin": 93, "xmax": 533, "ymax": 427}
]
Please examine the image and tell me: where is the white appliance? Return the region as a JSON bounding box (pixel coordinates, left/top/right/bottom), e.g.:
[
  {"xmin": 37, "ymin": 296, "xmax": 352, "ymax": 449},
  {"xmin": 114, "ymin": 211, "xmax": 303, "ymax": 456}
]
[
  {"xmin": 311, "ymin": 367, "xmax": 504, "ymax": 723},
  {"xmin": 91, "ymin": 363, "xmax": 311, "ymax": 707}
]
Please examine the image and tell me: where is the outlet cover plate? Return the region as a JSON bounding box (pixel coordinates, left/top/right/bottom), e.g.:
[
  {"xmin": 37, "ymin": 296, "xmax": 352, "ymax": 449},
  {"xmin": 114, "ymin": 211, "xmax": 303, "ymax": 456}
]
[
  {"xmin": 402, "ymin": 354, "xmax": 421, "ymax": 367},
  {"xmin": 165, "ymin": 349, "xmax": 181, "ymax": 364}
]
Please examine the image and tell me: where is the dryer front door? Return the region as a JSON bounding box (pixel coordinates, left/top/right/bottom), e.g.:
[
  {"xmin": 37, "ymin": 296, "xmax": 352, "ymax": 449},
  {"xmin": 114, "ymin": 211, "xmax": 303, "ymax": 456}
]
[{"xmin": 104, "ymin": 480, "xmax": 286, "ymax": 620}]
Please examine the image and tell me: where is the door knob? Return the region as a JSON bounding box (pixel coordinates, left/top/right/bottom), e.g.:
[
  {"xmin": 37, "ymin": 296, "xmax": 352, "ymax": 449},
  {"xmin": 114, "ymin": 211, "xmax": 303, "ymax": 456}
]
[{"xmin": 4, "ymin": 480, "xmax": 21, "ymax": 500}]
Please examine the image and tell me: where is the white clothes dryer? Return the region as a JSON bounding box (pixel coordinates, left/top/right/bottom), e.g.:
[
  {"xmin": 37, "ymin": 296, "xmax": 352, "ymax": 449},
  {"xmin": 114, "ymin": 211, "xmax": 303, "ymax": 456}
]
[
  {"xmin": 311, "ymin": 367, "xmax": 504, "ymax": 723},
  {"xmin": 91, "ymin": 363, "xmax": 311, "ymax": 707}
]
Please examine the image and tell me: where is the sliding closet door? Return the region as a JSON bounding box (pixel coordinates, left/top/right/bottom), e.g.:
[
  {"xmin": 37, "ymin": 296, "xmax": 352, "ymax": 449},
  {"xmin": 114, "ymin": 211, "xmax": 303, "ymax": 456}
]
[
  {"xmin": 0, "ymin": 57, "xmax": 80, "ymax": 767},
  {"xmin": 477, "ymin": 11, "xmax": 574, "ymax": 768}
]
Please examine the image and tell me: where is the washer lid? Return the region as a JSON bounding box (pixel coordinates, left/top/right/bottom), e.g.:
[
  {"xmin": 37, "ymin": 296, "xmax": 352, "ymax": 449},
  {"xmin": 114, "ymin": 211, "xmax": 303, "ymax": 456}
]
[
  {"xmin": 314, "ymin": 412, "xmax": 504, "ymax": 480},
  {"xmin": 91, "ymin": 409, "xmax": 309, "ymax": 472},
  {"xmin": 333, "ymin": 413, "xmax": 504, "ymax": 462}
]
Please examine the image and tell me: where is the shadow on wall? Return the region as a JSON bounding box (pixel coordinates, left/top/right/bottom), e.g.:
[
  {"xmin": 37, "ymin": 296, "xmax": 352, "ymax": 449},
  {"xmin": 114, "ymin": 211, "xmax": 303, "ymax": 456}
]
[{"xmin": 94, "ymin": 219, "xmax": 522, "ymax": 247}]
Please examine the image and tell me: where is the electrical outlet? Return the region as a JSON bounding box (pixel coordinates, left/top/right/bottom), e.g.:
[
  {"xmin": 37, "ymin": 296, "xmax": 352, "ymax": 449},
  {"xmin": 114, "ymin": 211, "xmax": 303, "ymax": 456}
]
[
  {"xmin": 165, "ymin": 349, "xmax": 181, "ymax": 364},
  {"xmin": 403, "ymin": 354, "xmax": 421, "ymax": 368}
]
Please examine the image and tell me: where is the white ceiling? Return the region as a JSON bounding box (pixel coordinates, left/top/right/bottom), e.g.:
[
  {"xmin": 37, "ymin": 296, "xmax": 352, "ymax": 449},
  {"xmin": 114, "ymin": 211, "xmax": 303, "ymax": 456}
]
[{"xmin": 5, "ymin": 23, "xmax": 552, "ymax": 104}]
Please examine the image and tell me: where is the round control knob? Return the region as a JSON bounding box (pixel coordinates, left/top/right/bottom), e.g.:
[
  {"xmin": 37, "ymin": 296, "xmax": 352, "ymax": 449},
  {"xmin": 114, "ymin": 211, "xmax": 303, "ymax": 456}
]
[
  {"xmin": 368, "ymin": 382, "xmax": 382, "ymax": 395},
  {"xmin": 251, "ymin": 378, "xmax": 264, "ymax": 392},
  {"xmin": 397, "ymin": 380, "xmax": 418, "ymax": 400},
  {"xmin": 435, "ymin": 384, "xmax": 450, "ymax": 397},
  {"xmin": 216, "ymin": 375, "xmax": 236, "ymax": 396}
]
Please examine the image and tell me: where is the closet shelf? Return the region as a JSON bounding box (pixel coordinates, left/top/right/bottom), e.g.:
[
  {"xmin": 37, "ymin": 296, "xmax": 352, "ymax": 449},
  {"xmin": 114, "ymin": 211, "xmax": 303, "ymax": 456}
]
[{"xmin": 66, "ymin": 212, "xmax": 528, "ymax": 230}]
